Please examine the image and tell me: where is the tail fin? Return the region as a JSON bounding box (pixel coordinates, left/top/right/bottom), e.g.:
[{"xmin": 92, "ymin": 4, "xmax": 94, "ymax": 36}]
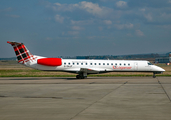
[{"xmin": 7, "ymin": 41, "xmax": 37, "ymax": 64}]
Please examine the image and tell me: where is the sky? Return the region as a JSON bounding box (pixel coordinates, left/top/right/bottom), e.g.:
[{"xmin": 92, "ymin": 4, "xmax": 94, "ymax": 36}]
[{"xmin": 1, "ymin": 0, "xmax": 171, "ymax": 58}]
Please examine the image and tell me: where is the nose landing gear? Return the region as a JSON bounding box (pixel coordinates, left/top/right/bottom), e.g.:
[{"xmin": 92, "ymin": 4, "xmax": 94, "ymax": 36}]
[
  {"xmin": 153, "ymin": 73, "xmax": 156, "ymax": 78},
  {"xmin": 153, "ymin": 72, "xmax": 163, "ymax": 78}
]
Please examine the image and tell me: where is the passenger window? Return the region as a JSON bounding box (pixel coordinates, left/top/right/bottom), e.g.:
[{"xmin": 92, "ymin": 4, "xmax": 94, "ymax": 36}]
[
  {"xmin": 115, "ymin": 63, "xmax": 117, "ymax": 65},
  {"xmin": 124, "ymin": 63, "xmax": 126, "ymax": 66},
  {"xmin": 68, "ymin": 63, "xmax": 70, "ymax": 65},
  {"xmin": 111, "ymin": 63, "xmax": 113, "ymax": 65},
  {"xmin": 103, "ymin": 63, "xmax": 105, "ymax": 65},
  {"xmin": 128, "ymin": 63, "xmax": 130, "ymax": 66},
  {"xmin": 120, "ymin": 63, "xmax": 122, "ymax": 66},
  {"xmin": 64, "ymin": 62, "xmax": 66, "ymax": 65},
  {"xmin": 107, "ymin": 63, "xmax": 109, "ymax": 65},
  {"xmin": 99, "ymin": 63, "xmax": 101, "ymax": 65},
  {"xmin": 81, "ymin": 63, "xmax": 83, "ymax": 65},
  {"xmin": 86, "ymin": 63, "xmax": 87, "ymax": 65},
  {"xmin": 77, "ymin": 63, "xmax": 79, "ymax": 65},
  {"xmin": 73, "ymin": 63, "xmax": 75, "ymax": 65},
  {"xmin": 94, "ymin": 63, "xmax": 96, "ymax": 65}
]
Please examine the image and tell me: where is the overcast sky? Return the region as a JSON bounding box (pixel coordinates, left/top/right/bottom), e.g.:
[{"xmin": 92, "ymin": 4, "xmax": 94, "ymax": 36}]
[{"xmin": 1, "ymin": 0, "xmax": 171, "ymax": 58}]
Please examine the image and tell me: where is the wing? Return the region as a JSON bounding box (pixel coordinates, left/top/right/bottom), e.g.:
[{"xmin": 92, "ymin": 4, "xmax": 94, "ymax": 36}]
[{"xmin": 80, "ymin": 68, "xmax": 107, "ymax": 74}]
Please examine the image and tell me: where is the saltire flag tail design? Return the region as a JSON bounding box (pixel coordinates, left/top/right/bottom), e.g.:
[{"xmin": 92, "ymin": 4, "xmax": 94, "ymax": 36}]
[{"xmin": 7, "ymin": 41, "xmax": 37, "ymax": 65}]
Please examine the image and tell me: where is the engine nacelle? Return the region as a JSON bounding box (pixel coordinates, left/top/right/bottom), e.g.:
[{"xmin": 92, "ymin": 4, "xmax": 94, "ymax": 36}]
[{"xmin": 37, "ymin": 58, "xmax": 62, "ymax": 66}]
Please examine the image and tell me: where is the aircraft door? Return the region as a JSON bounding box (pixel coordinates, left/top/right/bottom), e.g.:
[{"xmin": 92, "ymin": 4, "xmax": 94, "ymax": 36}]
[{"xmin": 134, "ymin": 62, "xmax": 138, "ymax": 71}]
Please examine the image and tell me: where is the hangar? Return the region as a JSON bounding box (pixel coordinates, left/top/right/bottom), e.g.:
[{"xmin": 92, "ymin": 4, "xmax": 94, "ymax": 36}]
[{"xmin": 155, "ymin": 53, "xmax": 171, "ymax": 64}]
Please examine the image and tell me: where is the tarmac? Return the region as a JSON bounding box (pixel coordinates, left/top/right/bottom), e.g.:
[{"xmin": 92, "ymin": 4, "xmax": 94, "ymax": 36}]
[{"xmin": 0, "ymin": 77, "xmax": 171, "ymax": 120}]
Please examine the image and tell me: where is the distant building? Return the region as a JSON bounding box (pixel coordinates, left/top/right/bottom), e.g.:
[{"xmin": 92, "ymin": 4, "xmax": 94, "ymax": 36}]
[{"xmin": 155, "ymin": 53, "xmax": 171, "ymax": 63}]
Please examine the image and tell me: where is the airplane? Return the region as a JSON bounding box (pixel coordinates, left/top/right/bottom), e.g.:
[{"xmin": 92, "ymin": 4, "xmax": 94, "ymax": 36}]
[{"xmin": 7, "ymin": 41, "xmax": 165, "ymax": 79}]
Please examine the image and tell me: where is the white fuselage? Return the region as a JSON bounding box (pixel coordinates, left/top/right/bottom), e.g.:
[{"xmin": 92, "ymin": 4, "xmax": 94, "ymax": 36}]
[{"xmin": 28, "ymin": 56, "xmax": 165, "ymax": 75}]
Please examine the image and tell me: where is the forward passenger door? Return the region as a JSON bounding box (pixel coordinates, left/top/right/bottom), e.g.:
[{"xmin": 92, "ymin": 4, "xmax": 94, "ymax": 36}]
[{"xmin": 134, "ymin": 62, "xmax": 138, "ymax": 71}]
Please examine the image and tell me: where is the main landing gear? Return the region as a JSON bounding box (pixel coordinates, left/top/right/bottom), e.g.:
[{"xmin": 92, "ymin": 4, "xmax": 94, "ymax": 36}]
[{"xmin": 76, "ymin": 73, "xmax": 87, "ymax": 79}]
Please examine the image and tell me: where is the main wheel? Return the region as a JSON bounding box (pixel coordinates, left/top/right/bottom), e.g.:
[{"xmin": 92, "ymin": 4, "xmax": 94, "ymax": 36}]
[
  {"xmin": 81, "ymin": 76, "xmax": 85, "ymax": 79},
  {"xmin": 76, "ymin": 75, "xmax": 85, "ymax": 79},
  {"xmin": 76, "ymin": 75, "xmax": 80, "ymax": 79}
]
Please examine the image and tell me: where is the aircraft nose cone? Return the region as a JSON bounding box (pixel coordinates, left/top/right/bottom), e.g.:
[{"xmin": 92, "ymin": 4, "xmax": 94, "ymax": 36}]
[
  {"xmin": 160, "ymin": 68, "xmax": 165, "ymax": 72},
  {"xmin": 154, "ymin": 66, "xmax": 165, "ymax": 72}
]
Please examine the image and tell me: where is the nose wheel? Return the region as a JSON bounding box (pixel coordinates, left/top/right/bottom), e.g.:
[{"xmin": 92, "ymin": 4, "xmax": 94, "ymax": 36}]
[{"xmin": 153, "ymin": 73, "xmax": 156, "ymax": 78}]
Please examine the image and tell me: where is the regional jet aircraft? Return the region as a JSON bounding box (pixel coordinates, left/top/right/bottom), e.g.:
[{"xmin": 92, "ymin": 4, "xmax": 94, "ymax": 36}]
[{"xmin": 7, "ymin": 41, "xmax": 165, "ymax": 79}]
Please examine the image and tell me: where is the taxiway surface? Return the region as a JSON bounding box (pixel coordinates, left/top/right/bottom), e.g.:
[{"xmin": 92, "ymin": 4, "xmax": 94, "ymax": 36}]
[{"xmin": 0, "ymin": 77, "xmax": 171, "ymax": 120}]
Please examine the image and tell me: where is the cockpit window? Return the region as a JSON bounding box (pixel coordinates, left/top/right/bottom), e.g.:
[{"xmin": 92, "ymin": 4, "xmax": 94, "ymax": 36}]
[{"xmin": 148, "ymin": 62, "xmax": 153, "ymax": 65}]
